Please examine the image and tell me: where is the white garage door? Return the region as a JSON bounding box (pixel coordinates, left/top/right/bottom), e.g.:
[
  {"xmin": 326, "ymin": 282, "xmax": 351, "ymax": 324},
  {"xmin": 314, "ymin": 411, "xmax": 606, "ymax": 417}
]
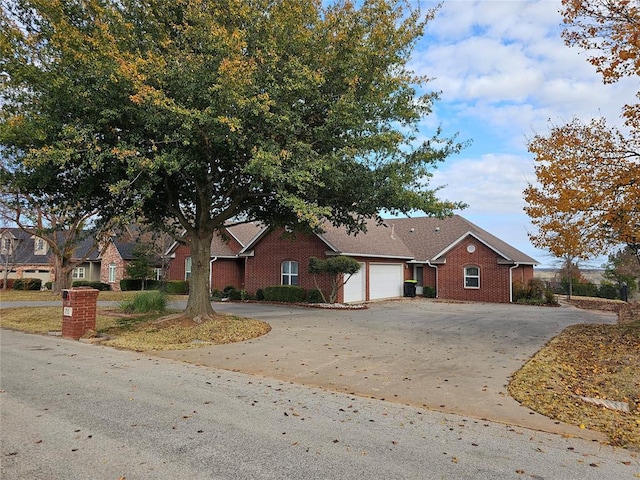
[
  {"xmin": 369, "ymin": 263, "xmax": 404, "ymax": 300},
  {"xmin": 343, "ymin": 262, "xmax": 366, "ymax": 303}
]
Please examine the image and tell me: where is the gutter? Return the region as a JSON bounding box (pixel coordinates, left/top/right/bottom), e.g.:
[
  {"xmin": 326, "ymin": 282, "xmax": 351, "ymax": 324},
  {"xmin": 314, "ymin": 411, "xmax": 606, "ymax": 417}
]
[
  {"xmin": 426, "ymin": 260, "xmax": 439, "ymax": 299},
  {"xmin": 509, "ymin": 263, "xmax": 521, "ymax": 303},
  {"xmin": 209, "ymin": 257, "xmax": 217, "ymax": 293}
]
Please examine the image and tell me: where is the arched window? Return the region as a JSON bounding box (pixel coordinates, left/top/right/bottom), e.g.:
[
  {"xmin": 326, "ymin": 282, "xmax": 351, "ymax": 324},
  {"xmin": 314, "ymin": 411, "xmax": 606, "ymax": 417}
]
[
  {"xmin": 281, "ymin": 261, "xmax": 299, "ymax": 285},
  {"xmin": 464, "ymin": 266, "xmax": 480, "ymax": 289}
]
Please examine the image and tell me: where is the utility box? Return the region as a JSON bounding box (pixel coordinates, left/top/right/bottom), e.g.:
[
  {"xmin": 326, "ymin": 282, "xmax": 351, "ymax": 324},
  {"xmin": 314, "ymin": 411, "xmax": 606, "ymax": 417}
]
[{"xmin": 62, "ymin": 287, "xmax": 99, "ymax": 340}]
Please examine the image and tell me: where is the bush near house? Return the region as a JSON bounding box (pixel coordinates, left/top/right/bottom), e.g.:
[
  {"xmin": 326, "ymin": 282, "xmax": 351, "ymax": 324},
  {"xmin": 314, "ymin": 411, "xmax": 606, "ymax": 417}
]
[
  {"xmin": 513, "ymin": 279, "xmax": 557, "ymax": 305},
  {"xmin": 1, "ymin": 279, "xmax": 17, "ymax": 289},
  {"xmin": 307, "ymin": 288, "xmax": 324, "ymax": 303},
  {"xmin": 72, "ymin": 280, "xmax": 111, "ymax": 291},
  {"xmin": 422, "ymin": 286, "xmax": 436, "ymax": 298},
  {"xmin": 163, "ymin": 280, "xmax": 189, "ymax": 295},
  {"xmin": 263, "ymin": 285, "xmax": 307, "ymax": 303},
  {"xmin": 13, "ymin": 278, "xmax": 41, "ymax": 291}
]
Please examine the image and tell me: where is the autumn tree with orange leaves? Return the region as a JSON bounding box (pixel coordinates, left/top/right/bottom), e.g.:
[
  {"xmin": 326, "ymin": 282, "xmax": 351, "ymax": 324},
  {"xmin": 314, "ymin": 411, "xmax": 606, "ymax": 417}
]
[{"xmin": 524, "ymin": 0, "xmax": 640, "ymax": 268}]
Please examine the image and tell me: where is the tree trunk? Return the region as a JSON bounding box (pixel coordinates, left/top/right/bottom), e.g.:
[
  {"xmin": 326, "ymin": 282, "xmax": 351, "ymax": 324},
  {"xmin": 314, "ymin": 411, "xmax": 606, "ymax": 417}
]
[
  {"xmin": 184, "ymin": 231, "xmax": 215, "ymax": 320},
  {"xmin": 52, "ymin": 257, "xmax": 72, "ymax": 293}
]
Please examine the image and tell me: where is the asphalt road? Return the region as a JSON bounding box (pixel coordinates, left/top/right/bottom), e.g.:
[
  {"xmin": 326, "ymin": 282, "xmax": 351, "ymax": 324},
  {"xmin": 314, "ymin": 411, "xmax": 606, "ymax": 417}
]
[{"xmin": 2, "ymin": 329, "xmax": 638, "ymax": 479}]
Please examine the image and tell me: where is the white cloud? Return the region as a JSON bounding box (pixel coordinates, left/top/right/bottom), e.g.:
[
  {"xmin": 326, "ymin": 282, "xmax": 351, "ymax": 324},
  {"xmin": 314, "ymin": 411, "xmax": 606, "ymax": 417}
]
[{"xmin": 428, "ymin": 153, "xmax": 534, "ymax": 215}]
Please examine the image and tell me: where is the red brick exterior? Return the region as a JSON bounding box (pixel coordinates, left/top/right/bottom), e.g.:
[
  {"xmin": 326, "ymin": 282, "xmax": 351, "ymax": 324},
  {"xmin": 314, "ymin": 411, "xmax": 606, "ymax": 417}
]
[
  {"xmin": 211, "ymin": 259, "xmax": 245, "ymax": 292},
  {"xmin": 424, "ymin": 237, "xmax": 533, "ymax": 303},
  {"xmin": 166, "ymin": 243, "xmax": 190, "ymax": 282},
  {"xmin": 166, "ymin": 230, "xmax": 534, "ymax": 303},
  {"xmin": 244, "ymin": 229, "xmax": 334, "ymax": 298},
  {"xmin": 100, "ymin": 241, "xmax": 126, "ymax": 291},
  {"xmin": 61, "ymin": 287, "xmax": 99, "ymax": 340}
]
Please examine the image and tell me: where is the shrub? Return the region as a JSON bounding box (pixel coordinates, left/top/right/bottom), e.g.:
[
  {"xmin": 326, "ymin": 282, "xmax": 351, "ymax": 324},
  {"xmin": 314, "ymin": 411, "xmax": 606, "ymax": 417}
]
[
  {"xmin": 263, "ymin": 285, "xmax": 306, "ymax": 303},
  {"xmin": 514, "ymin": 279, "xmax": 557, "ymax": 305},
  {"xmin": 422, "ymin": 285, "xmax": 436, "ymax": 298},
  {"xmin": 44, "ymin": 281, "xmax": 53, "ymax": 290},
  {"xmin": 307, "ymin": 288, "xmax": 324, "ymax": 303},
  {"xmin": 72, "ymin": 280, "xmax": 111, "ymax": 291},
  {"xmin": 120, "ymin": 278, "xmax": 143, "ymax": 291},
  {"xmin": 119, "ymin": 291, "xmax": 168, "ymax": 314},
  {"xmin": 1, "ymin": 279, "xmax": 16, "ymax": 289},
  {"xmin": 597, "ymin": 282, "xmax": 620, "ymax": 300},
  {"xmin": 13, "ymin": 278, "xmax": 41, "ymax": 290},
  {"xmin": 255, "ymin": 288, "xmax": 265, "ymax": 301},
  {"xmin": 163, "ymin": 280, "xmax": 189, "ymax": 294}
]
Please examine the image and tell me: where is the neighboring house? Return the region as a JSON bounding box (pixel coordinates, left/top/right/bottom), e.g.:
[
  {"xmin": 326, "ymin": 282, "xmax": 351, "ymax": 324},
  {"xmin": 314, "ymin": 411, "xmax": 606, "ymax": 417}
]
[
  {"xmin": 166, "ymin": 215, "xmax": 538, "ymax": 303},
  {"xmin": 100, "ymin": 231, "xmax": 171, "ymax": 291},
  {"xmin": 0, "ymin": 228, "xmax": 100, "ymax": 286}
]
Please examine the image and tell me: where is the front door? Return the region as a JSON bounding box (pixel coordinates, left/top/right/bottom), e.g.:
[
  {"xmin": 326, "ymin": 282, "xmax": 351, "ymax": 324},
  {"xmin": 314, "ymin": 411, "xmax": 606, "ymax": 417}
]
[{"xmin": 414, "ymin": 266, "xmax": 424, "ymax": 295}]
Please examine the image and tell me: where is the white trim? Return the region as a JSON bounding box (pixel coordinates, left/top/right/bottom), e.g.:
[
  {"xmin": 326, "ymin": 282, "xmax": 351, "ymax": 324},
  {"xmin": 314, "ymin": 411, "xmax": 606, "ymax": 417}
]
[
  {"xmin": 464, "ymin": 265, "xmax": 480, "ymax": 289},
  {"xmin": 432, "ymin": 231, "xmax": 511, "ymax": 262}
]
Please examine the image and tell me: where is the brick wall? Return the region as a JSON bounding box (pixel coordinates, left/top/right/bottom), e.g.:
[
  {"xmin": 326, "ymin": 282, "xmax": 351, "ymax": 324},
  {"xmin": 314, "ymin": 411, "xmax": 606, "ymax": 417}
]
[
  {"xmin": 211, "ymin": 259, "xmax": 244, "ymax": 291},
  {"xmin": 100, "ymin": 242, "xmax": 126, "ymax": 291},
  {"xmin": 436, "ymin": 238, "xmax": 513, "ymax": 303},
  {"xmin": 166, "ymin": 243, "xmax": 190, "ymax": 281},
  {"xmin": 244, "ymin": 228, "xmax": 333, "ymax": 297}
]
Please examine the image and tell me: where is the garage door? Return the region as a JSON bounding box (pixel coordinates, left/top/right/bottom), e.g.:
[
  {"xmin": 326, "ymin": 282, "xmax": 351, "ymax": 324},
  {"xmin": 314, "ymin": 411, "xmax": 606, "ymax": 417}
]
[
  {"xmin": 343, "ymin": 262, "xmax": 366, "ymax": 303},
  {"xmin": 369, "ymin": 263, "xmax": 404, "ymax": 300}
]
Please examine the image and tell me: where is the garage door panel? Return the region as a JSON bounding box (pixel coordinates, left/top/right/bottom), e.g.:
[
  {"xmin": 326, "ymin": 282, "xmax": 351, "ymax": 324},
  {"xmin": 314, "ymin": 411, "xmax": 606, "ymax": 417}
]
[
  {"xmin": 370, "ymin": 264, "xmax": 403, "ymax": 300},
  {"xmin": 343, "ymin": 262, "xmax": 366, "ymax": 303}
]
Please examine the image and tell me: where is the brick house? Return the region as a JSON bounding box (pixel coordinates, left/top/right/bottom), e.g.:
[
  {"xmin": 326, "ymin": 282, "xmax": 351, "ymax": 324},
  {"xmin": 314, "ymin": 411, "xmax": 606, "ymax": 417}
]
[
  {"xmin": 166, "ymin": 215, "xmax": 538, "ymax": 303},
  {"xmin": 100, "ymin": 232, "xmax": 170, "ymax": 291}
]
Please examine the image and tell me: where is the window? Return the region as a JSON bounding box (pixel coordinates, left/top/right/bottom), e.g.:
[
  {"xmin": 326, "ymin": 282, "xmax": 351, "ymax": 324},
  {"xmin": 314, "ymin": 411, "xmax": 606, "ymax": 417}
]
[
  {"xmin": 185, "ymin": 257, "xmax": 192, "ymax": 280},
  {"xmin": 108, "ymin": 263, "xmax": 117, "ymax": 283},
  {"xmin": 464, "ymin": 266, "xmax": 480, "ymax": 289},
  {"xmin": 154, "ymin": 268, "xmax": 163, "ymax": 281},
  {"xmin": 72, "ymin": 267, "xmax": 85, "ymax": 279},
  {"xmin": 1, "ymin": 237, "xmax": 12, "ymax": 254},
  {"xmin": 34, "ymin": 237, "xmax": 47, "ymax": 255},
  {"xmin": 281, "ymin": 260, "xmax": 299, "ymax": 285}
]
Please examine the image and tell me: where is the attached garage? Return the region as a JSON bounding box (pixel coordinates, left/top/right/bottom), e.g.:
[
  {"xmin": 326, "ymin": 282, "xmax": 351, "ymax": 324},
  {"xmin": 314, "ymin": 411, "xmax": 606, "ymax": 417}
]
[
  {"xmin": 369, "ymin": 263, "xmax": 404, "ymax": 300},
  {"xmin": 343, "ymin": 262, "xmax": 366, "ymax": 303}
]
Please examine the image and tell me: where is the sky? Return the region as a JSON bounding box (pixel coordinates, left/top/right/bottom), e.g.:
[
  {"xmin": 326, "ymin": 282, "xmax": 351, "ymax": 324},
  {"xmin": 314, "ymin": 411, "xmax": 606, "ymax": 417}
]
[{"xmin": 402, "ymin": 0, "xmax": 638, "ymax": 268}]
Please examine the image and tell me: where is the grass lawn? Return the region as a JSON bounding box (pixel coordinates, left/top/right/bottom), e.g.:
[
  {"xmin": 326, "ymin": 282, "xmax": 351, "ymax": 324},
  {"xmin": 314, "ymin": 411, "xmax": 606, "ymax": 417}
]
[
  {"xmin": 509, "ymin": 307, "xmax": 639, "ymax": 449},
  {"xmin": 0, "ymin": 289, "xmax": 271, "ymax": 351}
]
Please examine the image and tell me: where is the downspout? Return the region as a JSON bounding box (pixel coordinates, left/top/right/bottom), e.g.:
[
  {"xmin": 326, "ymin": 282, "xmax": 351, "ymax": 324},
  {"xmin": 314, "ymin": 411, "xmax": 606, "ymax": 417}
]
[
  {"xmin": 509, "ymin": 263, "xmax": 521, "ymax": 303},
  {"xmin": 209, "ymin": 257, "xmax": 217, "ymax": 293},
  {"xmin": 426, "ymin": 260, "xmax": 438, "ymax": 298}
]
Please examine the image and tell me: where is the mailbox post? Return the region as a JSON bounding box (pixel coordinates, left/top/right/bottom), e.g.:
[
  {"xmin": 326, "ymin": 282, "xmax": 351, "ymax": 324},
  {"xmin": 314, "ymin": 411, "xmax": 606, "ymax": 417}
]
[{"xmin": 62, "ymin": 287, "xmax": 99, "ymax": 340}]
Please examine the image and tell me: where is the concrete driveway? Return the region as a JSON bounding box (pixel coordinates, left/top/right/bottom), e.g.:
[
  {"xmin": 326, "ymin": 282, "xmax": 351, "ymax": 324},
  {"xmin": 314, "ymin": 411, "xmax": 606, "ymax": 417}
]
[{"xmin": 154, "ymin": 298, "xmax": 617, "ymax": 439}]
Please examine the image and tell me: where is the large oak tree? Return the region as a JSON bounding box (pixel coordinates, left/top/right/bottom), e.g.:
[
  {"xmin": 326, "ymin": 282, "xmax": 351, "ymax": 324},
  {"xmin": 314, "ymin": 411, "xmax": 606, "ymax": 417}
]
[{"xmin": 1, "ymin": 0, "xmax": 465, "ymax": 320}]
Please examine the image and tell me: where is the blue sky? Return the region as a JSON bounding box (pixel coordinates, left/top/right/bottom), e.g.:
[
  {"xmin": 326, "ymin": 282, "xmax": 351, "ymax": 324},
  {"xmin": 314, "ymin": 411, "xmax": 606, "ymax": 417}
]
[{"xmin": 405, "ymin": 0, "xmax": 637, "ymax": 268}]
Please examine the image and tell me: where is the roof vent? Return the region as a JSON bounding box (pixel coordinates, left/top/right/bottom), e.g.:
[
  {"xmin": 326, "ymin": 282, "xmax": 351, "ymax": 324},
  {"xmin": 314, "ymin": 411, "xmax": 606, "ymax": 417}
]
[
  {"xmin": 410, "ymin": 228, "xmax": 415, "ymax": 233},
  {"xmin": 435, "ymin": 227, "xmax": 440, "ymax": 232}
]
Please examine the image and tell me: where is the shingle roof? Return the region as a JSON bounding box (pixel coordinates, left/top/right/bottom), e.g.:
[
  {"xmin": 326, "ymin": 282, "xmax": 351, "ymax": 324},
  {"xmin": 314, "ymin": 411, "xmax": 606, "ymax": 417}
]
[
  {"xmin": 390, "ymin": 215, "xmax": 538, "ymax": 264},
  {"xmin": 188, "ymin": 216, "xmax": 538, "ymax": 265},
  {"xmin": 1, "ymin": 228, "xmax": 100, "ymax": 264},
  {"xmin": 318, "ymin": 219, "xmax": 415, "ymax": 259}
]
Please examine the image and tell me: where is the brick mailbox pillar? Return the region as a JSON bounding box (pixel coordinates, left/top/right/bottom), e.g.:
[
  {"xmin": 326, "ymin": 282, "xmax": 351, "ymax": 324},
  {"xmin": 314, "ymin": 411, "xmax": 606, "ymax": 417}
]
[{"xmin": 62, "ymin": 287, "xmax": 99, "ymax": 340}]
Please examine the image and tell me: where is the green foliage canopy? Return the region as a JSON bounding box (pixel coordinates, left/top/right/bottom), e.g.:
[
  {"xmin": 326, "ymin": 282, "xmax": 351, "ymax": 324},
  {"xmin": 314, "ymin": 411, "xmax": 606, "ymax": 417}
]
[{"xmin": 1, "ymin": 0, "xmax": 465, "ymax": 318}]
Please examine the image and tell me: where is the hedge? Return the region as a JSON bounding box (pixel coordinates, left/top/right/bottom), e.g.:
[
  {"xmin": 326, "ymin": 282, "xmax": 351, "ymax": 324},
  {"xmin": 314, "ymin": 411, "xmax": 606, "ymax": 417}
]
[
  {"xmin": 72, "ymin": 280, "xmax": 111, "ymax": 291},
  {"xmin": 163, "ymin": 280, "xmax": 189, "ymax": 295},
  {"xmin": 306, "ymin": 288, "xmax": 324, "ymax": 303},
  {"xmin": 263, "ymin": 285, "xmax": 306, "ymax": 303},
  {"xmin": 13, "ymin": 278, "xmax": 42, "ymax": 290}
]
